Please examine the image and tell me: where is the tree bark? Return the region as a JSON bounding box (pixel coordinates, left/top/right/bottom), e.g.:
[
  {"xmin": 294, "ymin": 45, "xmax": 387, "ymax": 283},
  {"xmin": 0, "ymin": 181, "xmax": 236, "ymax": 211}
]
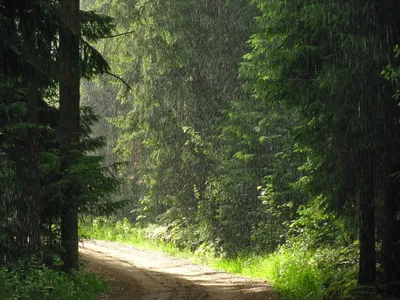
[
  {"xmin": 383, "ymin": 163, "xmax": 400, "ymax": 283},
  {"xmin": 26, "ymin": 72, "xmax": 41, "ymax": 251},
  {"xmin": 22, "ymin": 1, "xmax": 41, "ymax": 252},
  {"xmin": 358, "ymin": 150, "xmax": 376, "ymax": 285},
  {"xmin": 381, "ymin": 0, "xmax": 400, "ymax": 284},
  {"xmin": 59, "ymin": 0, "xmax": 80, "ymax": 272}
]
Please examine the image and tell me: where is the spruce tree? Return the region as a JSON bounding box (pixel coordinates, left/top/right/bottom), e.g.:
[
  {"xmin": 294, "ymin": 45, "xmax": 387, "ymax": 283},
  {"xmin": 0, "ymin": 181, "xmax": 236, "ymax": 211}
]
[
  {"xmin": 245, "ymin": 0, "xmax": 400, "ymax": 284},
  {"xmin": 0, "ymin": 0, "xmax": 122, "ymax": 268}
]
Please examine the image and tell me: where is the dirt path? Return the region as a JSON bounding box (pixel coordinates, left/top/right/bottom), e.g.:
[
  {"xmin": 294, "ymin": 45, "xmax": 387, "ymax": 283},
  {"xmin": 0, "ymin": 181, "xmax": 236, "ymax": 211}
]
[{"xmin": 80, "ymin": 240, "xmax": 276, "ymax": 300}]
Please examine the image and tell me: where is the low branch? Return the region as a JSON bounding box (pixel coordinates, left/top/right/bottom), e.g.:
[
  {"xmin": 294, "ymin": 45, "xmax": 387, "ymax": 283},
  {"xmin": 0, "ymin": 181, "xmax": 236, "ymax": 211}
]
[
  {"xmin": 93, "ymin": 30, "xmax": 135, "ymax": 39},
  {"xmin": 104, "ymin": 71, "xmax": 132, "ymax": 91}
]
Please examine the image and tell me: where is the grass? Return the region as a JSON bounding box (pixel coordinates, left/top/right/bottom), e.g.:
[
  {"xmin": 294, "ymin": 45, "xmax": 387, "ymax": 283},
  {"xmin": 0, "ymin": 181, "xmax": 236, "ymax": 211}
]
[
  {"xmin": 207, "ymin": 249, "xmax": 327, "ymax": 300},
  {"xmin": 80, "ymin": 217, "xmax": 334, "ymax": 300},
  {"xmin": 80, "ymin": 218, "xmax": 193, "ymax": 257}
]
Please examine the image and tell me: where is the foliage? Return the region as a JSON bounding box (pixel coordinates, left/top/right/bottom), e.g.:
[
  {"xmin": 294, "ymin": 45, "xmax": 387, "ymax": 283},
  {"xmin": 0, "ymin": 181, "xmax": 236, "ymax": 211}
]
[
  {"xmin": 244, "ymin": 0, "xmax": 400, "ymax": 285},
  {"xmin": 0, "ymin": 0, "xmax": 124, "ymax": 272},
  {"xmin": 382, "ymin": 45, "xmax": 400, "ymax": 102},
  {"xmin": 0, "ymin": 261, "xmax": 107, "ymax": 300},
  {"xmin": 80, "ymin": 0, "xmax": 400, "ymax": 294},
  {"xmin": 80, "ymin": 217, "xmax": 188, "ymax": 255},
  {"xmin": 82, "ymin": 0, "xmax": 309, "ymax": 258}
]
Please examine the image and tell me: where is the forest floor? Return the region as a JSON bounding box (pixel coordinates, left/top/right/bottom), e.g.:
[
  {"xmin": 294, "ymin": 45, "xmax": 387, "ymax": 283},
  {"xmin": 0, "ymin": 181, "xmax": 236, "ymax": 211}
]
[{"xmin": 80, "ymin": 240, "xmax": 276, "ymax": 300}]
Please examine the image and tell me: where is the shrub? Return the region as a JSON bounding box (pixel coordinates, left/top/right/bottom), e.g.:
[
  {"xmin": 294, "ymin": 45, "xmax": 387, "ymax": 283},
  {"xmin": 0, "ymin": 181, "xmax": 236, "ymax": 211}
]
[{"xmin": 0, "ymin": 261, "xmax": 107, "ymax": 300}]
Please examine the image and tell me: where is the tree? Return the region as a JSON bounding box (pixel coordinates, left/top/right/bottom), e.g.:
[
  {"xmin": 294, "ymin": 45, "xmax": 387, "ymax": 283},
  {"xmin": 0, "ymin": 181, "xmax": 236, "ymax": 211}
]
[
  {"xmin": 0, "ymin": 0, "xmax": 54, "ymax": 257},
  {"xmin": 381, "ymin": 43, "xmax": 400, "ymax": 284},
  {"xmin": 83, "ymin": 0, "xmax": 309, "ymax": 257},
  {"xmin": 58, "ymin": 0, "xmax": 118, "ymax": 271},
  {"xmin": 58, "ymin": 0, "xmax": 81, "ymax": 271},
  {"xmin": 0, "ymin": 0, "xmax": 122, "ymax": 271},
  {"xmin": 84, "ymin": 0, "xmax": 259, "ymax": 234},
  {"xmin": 22, "ymin": 0, "xmax": 41, "ymax": 253},
  {"xmin": 245, "ymin": 0, "xmax": 400, "ymax": 285}
]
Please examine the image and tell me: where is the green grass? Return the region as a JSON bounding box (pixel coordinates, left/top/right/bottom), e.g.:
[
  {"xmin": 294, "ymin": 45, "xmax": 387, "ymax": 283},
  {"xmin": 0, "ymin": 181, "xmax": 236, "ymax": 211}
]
[
  {"xmin": 0, "ymin": 261, "xmax": 108, "ymax": 300},
  {"xmin": 80, "ymin": 217, "xmax": 334, "ymax": 300},
  {"xmin": 80, "ymin": 218, "xmax": 193, "ymax": 257},
  {"xmin": 204, "ymin": 249, "xmax": 327, "ymax": 300}
]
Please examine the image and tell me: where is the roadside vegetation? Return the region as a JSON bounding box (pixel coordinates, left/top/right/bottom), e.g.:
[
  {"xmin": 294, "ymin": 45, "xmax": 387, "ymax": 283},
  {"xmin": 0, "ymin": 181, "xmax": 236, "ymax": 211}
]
[
  {"xmin": 0, "ymin": 261, "xmax": 107, "ymax": 300},
  {"xmin": 81, "ymin": 218, "xmax": 391, "ymax": 300}
]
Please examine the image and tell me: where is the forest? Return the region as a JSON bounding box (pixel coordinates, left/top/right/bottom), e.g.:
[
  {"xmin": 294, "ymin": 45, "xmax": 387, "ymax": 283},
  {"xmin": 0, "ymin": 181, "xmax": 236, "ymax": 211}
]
[{"xmin": 0, "ymin": 0, "xmax": 399, "ymax": 299}]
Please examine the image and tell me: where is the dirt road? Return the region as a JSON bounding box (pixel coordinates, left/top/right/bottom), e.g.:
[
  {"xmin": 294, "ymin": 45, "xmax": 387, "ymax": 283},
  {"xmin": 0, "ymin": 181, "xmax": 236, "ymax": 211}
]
[{"xmin": 80, "ymin": 240, "xmax": 276, "ymax": 300}]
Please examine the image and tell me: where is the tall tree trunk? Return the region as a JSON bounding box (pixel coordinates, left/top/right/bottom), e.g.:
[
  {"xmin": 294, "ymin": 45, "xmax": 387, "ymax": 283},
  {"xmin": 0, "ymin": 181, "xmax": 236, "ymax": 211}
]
[
  {"xmin": 382, "ymin": 0, "xmax": 400, "ymax": 284},
  {"xmin": 358, "ymin": 150, "xmax": 376, "ymax": 284},
  {"xmin": 383, "ymin": 165, "xmax": 400, "ymax": 283},
  {"xmin": 23, "ymin": 1, "xmax": 41, "ymax": 252},
  {"xmin": 26, "ymin": 72, "xmax": 41, "ymax": 251},
  {"xmin": 59, "ymin": 0, "xmax": 80, "ymax": 272}
]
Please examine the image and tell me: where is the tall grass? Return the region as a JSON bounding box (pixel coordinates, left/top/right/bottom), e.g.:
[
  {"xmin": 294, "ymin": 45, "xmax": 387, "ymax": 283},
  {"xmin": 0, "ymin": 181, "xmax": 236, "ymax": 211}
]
[{"xmin": 206, "ymin": 248, "xmax": 328, "ymax": 300}]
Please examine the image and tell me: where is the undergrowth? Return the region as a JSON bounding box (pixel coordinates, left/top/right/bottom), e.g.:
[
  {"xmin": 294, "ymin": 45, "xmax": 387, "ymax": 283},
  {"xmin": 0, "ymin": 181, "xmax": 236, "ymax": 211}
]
[{"xmin": 0, "ymin": 260, "xmax": 107, "ymax": 300}]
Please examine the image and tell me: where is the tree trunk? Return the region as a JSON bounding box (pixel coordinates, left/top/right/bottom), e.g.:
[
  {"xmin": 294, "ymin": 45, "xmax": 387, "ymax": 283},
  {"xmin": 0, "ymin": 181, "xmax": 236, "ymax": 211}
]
[
  {"xmin": 383, "ymin": 163, "xmax": 400, "ymax": 283},
  {"xmin": 26, "ymin": 72, "xmax": 41, "ymax": 251},
  {"xmin": 382, "ymin": 0, "xmax": 400, "ymax": 284},
  {"xmin": 23, "ymin": 1, "xmax": 41, "ymax": 253},
  {"xmin": 59, "ymin": 0, "xmax": 80, "ymax": 272},
  {"xmin": 358, "ymin": 150, "xmax": 376, "ymax": 285}
]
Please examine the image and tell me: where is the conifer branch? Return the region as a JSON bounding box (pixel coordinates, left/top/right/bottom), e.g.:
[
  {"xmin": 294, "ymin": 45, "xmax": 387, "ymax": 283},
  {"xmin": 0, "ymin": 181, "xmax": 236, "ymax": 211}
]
[
  {"xmin": 95, "ymin": 30, "xmax": 135, "ymax": 39},
  {"xmin": 104, "ymin": 71, "xmax": 132, "ymax": 91}
]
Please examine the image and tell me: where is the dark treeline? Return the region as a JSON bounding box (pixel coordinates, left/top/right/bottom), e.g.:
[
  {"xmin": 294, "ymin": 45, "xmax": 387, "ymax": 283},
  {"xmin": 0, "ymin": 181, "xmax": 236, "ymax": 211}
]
[
  {"xmin": 1, "ymin": 0, "xmax": 400, "ymax": 299},
  {"xmin": 0, "ymin": 0, "xmax": 122, "ymax": 273}
]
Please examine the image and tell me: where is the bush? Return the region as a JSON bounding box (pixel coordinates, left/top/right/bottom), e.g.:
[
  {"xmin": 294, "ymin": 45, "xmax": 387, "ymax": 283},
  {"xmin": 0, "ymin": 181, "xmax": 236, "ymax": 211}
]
[{"xmin": 0, "ymin": 261, "xmax": 107, "ymax": 300}]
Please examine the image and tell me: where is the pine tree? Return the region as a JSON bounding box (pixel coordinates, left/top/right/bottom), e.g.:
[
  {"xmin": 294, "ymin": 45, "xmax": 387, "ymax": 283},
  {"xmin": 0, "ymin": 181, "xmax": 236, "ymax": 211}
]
[
  {"xmin": 1, "ymin": 0, "xmax": 122, "ymax": 268},
  {"xmin": 245, "ymin": 0, "xmax": 400, "ymax": 284}
]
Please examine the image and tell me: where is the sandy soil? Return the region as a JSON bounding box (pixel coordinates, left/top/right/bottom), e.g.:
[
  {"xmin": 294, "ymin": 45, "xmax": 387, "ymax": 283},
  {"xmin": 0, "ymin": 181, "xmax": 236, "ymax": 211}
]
[{"xmin": 79, "ymin": 240, "xmax": 276, "ymax": 300}]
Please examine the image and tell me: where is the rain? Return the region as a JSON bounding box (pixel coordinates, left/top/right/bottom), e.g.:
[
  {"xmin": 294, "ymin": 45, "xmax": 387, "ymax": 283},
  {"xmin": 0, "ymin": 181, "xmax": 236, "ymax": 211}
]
[{"xmin": 1, "ymin": 0, "xmax": 399, "ymax": 299}]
